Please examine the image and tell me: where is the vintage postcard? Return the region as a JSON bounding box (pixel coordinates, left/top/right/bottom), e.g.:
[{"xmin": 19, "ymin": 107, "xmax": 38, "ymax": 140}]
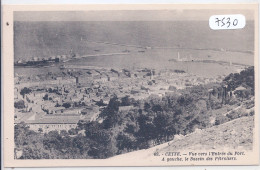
[{"xmin": 3, "ymin": 4, "xmax": 259, "ymax": 167}]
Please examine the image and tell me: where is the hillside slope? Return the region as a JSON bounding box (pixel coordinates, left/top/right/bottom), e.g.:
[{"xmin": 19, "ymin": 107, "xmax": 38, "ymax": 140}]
[
  {"xmin": 161, "ymin": 116, "xmax": 254, "ymax": 151},
  {"xmin": 109, "ymin": 116, "xmax": 254, "ymax": 161}
]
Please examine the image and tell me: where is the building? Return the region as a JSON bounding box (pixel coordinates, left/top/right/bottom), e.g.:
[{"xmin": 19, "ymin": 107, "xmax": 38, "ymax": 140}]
[
  {"xmin": 118, "ymin": 105, "xmax": 133, "ymax": 112},
  {"xmin": 76, "ymin": 74, "xmax": 93, "ymax": 85},
  {"xmin": 15, "ymin": 113, "xmax": 81, "ymax": 133},
  {"xmin": 107, "ymin": 72, "xmax": 118, "ymax": 81}
]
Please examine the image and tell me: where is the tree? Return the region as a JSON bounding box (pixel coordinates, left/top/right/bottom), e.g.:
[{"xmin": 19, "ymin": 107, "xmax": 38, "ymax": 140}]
[
  {"xmin": 62, "ymin": 102, "xmax": 71, "ymax": 108},
  {"xmin": 224, "ymin": 66, "xmax": 254, "ymax": 93},
  {"xmin": 144, "ymin": 102, "xmax": 151, "ymax": 112},
  {"xmin": 152, "ymin": 104, "xmax": 163, "ymax": 112},
  {"xmin": 121, "ymin": 96, "xmax": 131, "ymax": 106},
  {"xmin": 48, "ymin": 88, "xmax": 53, "ymax": 93},
  {"xmin": 20, "ymin": 87, "xmax": 32, "ymax": 97},
  {"xmin": 60, "ymin": 130, "xmax": 69, "ymax": 136},
  {"xmin": 124, "ymin": 122, "xmax": 139, "ymax": 134},
  {"xmin": 215, "ymin": 116, "xmax": 229, "ymax": 125},
  {"xmin": 14, "ymin": 100, "xmax": 25, "ymax": 109},
  {"xmin": 137, "ymin": 114, "xmax": 156, "ymax": 143},
  {"xmin": 43, "ymin": 94, "xmax": 48, "ymax": 101},
  {"xmin": 14, "ymin": 122, "xmax": 30, "ymax": 147},
  {"xmin": 116, "ymin": 132, "xmax": 136, "ymax": 153},
  {"xmin": 68, "ymin": 128, "xmax": 77, "ymax": 135},
  {"xmin": 153, "ymin": 112, "xmax": 175, "ymax": 141},
  {"xmin": 234, "ymin": 89, "xmax": 251, "ymax": 101},
  {"xmin": 43, "ymin": 131, "xmax": 62, "ymax": 150},
  {"xmin": 101, "ymin": 96, "xmax": 121, "ymax": 129},
  {"xmin": 38, "ymin": 128, "xmax": 43, "ymax": 133},
  {"xmin": 177, "ymin": 94, "xmax": 193, "ymax": 107},
  {"xmin": 87, "ymin": 129, "xmax": 117, "ymax": 158}
]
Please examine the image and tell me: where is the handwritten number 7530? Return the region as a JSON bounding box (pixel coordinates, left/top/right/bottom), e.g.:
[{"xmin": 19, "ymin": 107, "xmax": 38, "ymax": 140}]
[{"xmin": 215, "ymin": 17, "xmax": 238, "ymax": 28}]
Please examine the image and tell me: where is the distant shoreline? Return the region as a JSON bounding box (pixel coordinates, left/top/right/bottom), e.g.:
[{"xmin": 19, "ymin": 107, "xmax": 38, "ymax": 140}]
[{"xmin": 168, "ymin": 59, "xmax": 251, "ymax": 67}]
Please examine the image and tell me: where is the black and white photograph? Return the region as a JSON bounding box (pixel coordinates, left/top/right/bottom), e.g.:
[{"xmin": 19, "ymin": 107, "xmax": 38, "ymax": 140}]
[{"xmin": 3, "ymin": 4, "xmax": 258, "ymax": 167}]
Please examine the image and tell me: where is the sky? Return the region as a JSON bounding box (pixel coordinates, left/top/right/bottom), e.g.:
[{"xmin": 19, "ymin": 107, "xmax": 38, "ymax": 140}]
[{"xmin": 14, "ymin": 9, "xmax": 255, "ymax": 21}]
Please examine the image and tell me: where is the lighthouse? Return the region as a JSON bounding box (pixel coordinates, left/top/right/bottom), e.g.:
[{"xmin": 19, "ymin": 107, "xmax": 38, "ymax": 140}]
[{"xmin": 229, "ymin": 60, "xmax": 232, "ymax": 66}]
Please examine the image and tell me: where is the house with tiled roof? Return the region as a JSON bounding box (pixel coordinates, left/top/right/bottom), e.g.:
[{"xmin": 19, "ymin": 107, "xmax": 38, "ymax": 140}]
[{"xmin": 15, "ymin": 113, "xmax": 80, "ymax": 133}]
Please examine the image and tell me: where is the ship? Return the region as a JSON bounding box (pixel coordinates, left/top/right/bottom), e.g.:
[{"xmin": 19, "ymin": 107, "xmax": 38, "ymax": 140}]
[{"xmin": 14, "ymin": 58, "xmax": 60, "ymax": 67}]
